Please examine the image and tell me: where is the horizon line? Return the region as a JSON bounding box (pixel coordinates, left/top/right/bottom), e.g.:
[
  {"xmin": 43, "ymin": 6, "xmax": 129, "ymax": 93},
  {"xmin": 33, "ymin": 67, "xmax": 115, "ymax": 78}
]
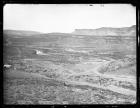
[{"xmin": 4, "ymin": 24, "xmax": 136, "ymax": 34}]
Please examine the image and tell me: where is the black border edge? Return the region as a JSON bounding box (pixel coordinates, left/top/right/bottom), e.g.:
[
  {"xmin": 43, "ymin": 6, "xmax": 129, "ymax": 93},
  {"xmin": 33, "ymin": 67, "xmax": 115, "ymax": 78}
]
[{"xmin": 1, "ymin": 0, "xmax": 139, "ymax": 108}]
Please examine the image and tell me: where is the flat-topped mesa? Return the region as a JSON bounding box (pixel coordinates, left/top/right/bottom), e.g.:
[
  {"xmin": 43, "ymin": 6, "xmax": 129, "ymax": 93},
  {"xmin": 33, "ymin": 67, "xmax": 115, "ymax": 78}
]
[{"xmin": 72, "ymin": 25, "xmax": 136, "ymax": 36}]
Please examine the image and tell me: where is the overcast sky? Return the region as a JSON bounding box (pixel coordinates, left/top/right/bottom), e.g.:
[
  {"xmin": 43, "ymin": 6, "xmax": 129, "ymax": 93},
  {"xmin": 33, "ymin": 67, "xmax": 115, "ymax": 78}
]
[{"xmin": 4, "ymin": 4, "xmax": 136, "ymax": 33}]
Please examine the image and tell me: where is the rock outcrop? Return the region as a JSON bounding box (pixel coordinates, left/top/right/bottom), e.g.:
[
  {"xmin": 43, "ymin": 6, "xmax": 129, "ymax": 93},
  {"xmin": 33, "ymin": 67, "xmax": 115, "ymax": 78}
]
[{"xmin": 72, "ymin": 25, "xmax": 136, "ymax": 36}]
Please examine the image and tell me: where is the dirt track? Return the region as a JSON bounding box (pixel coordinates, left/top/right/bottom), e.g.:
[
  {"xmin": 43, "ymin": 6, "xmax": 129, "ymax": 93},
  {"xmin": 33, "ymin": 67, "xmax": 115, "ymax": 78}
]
[{"xmin": 5, "ymin": 70, "xmax": 136, "ymax": 97}]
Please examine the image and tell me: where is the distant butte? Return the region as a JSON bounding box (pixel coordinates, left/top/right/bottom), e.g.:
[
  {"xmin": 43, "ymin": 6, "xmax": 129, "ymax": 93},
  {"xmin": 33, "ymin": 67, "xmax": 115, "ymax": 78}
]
[{"xmin": 72, "ymin": 25, "xmax": 136, "ymax": 36}]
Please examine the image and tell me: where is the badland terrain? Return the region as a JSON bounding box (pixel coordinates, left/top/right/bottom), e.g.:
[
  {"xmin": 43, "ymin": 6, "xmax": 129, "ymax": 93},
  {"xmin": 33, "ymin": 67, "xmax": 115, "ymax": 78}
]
[{"xmin": 4, "ymin": 25, "xmax": 136, "ymax": 104}]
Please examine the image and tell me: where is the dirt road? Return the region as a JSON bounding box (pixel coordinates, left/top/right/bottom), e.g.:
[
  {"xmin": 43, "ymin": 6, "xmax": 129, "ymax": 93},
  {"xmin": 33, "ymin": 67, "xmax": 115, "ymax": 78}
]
[{"xmin": 5, "ymin": 70, "xmax": 136, "ymax": 97}]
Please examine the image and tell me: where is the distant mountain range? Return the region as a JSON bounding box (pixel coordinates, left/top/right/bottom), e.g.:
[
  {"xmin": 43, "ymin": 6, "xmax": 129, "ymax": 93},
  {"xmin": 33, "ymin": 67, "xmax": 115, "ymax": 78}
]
[
  {"xmin": 72, "ymin": 25, "xmax": 136, "ymax": 36},
  {"xmin": 3, "ymin": 30, "xmax": 41, "ymax": 37},
  {"xmin": 4, "ymin": 25, "xmax": 136, "ymax": 37}
]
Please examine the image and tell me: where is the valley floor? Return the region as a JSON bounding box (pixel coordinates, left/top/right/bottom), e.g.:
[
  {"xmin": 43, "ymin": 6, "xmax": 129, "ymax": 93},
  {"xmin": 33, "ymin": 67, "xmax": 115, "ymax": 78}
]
[
  {"xmin": 4, "ymin": 55, "xmax": 136, "ymax": 104},
  {"xmin": 3, "ymin": 29, "xmax": 136, "ymax": 104}
]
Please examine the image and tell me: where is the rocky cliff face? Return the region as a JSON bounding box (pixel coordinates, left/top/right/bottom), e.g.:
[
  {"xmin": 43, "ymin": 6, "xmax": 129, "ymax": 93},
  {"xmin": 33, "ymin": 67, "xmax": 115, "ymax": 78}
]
[{"xmin": 72, "ymin": 25, "xmax": 136, "ymax": 36}]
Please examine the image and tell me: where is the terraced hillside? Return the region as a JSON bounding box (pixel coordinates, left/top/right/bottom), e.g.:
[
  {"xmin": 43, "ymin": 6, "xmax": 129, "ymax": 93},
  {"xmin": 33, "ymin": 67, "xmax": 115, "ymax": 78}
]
[{"xmin": 3, "ymin": 26, "xmax": 136, "ymax": 104}]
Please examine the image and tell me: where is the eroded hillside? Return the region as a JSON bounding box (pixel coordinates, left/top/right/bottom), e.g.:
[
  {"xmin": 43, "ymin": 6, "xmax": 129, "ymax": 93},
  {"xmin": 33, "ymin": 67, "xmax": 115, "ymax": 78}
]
[{"xmin": 3, "ymin": 26, "xmax": 136, "ymax": 104}]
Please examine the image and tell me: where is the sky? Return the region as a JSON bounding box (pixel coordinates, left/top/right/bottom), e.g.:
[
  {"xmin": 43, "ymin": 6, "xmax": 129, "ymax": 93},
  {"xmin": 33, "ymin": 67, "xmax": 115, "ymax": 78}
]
[{"xmin": 4, "ymin": 4, "xmax": 136, "ymax": 33}]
